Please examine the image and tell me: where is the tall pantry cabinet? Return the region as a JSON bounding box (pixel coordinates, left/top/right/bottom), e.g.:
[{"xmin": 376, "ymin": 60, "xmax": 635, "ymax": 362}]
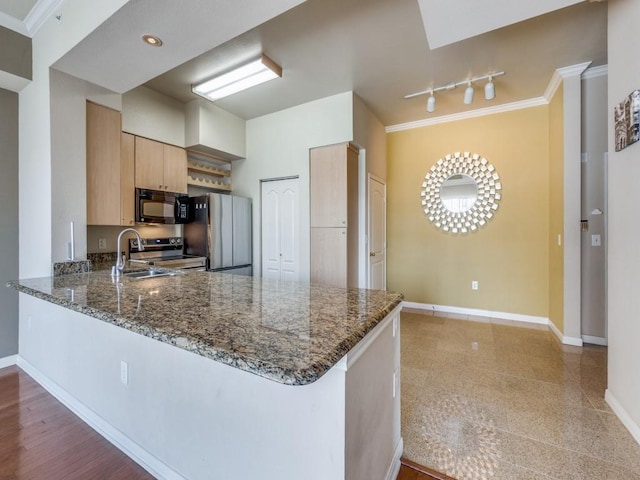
[{"xmin": 310, "ymin": 143, "xmax": 359, "ymax": 288}]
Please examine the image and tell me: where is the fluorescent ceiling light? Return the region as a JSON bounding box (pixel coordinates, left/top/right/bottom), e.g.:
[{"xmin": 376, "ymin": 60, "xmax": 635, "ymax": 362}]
[{"xmin": 192, "ymin": 55, "xmax": 282, "ymax": 101}]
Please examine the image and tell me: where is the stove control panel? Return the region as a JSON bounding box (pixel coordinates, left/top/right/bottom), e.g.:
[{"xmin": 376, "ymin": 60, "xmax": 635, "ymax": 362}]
[{"xmin": 130, "ymin": 237, "xmax": 183, "ymax": 253}]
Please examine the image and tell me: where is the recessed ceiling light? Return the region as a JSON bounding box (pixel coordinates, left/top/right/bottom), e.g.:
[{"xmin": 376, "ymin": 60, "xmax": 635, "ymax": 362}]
[{"xmin": 142, "ymin": 34, "xmax": 163, "ymax": 47}]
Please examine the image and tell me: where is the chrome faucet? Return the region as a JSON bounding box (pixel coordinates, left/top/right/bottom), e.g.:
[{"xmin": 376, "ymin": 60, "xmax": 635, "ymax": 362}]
[{"xmin": 112, "ymin": 228, "xmax": 144, "ymax": 278}]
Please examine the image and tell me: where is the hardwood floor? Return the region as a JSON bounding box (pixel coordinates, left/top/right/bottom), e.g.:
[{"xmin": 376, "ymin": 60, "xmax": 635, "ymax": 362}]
[
  {"xmin": 398, "ymin": 458, "xmax": 456, "ymax": 480},
  {"xmin": 0, "ymin": 366, "xmax": 152, "ymax": 480},
  {"xmin": 1, "ymin": 365, "xmax": 448, "ymax": 480}
]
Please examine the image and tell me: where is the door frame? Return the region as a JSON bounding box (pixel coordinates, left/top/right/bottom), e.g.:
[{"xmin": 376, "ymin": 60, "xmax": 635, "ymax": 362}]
[{"xmin": 367, "ymin": 173, "xmax": 387, "ymax": 290}]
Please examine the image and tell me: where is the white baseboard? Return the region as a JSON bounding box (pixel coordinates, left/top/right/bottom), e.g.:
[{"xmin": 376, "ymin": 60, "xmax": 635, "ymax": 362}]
[
  {"xmin": 385, "ymin": 437, "xmax": 403, "ymax": 480},
  {"xmin": 605, "ymin": 389, "xmax": 640, "ymax": 446},
  {"xmin": 402, "ymin": 301, "xmax": 548, "ymax": 326},
  {"xmin": 582, "ymin": 335, "xmax": 608, "ymax": 346},
  {"xmin": 548, "ymin": 320, "xmax": 583, "ymax": 346},
  {"xmin": 0, "ymin": 354, "xmax": 17, "ymax": 369},
  {"xmin": 402, "ymin": 302, "xmax": 588, "ymax": 346},
  {"xmin": 16, "ymin": 356, "xmax": 185, "ymax": 480}
]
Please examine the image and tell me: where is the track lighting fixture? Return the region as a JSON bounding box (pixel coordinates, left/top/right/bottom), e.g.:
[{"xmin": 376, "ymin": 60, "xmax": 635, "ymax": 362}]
[
  {"xmin": 427, "ymin": 91, "xmax": 436, "ymax": 113},
  {"xmin": 485, "ymin": 76, "xmax": 495, "ymax": 100},
  {"xmin": 463, "ymin": 82, "xmax": 474, "ymax": 105},
  {"xmin": 405, "ymin": 71, "xmax": 505, "ymax": 114}
]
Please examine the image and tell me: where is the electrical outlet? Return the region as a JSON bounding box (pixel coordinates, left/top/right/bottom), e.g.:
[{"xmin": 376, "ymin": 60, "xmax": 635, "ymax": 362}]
[
  {"xmin": 98, "ymin": 238, "xmax": 107, "ymax": 250},
  {"xmin": 472, "ymin": 280, "xmax": 479, "ymax": 290},
  {"xmin": 120, "ymin": 361, "xmax": 129, "ymax": 385},
  {"xmin": 392, "ymin": 368, "xmax": 400, "ymax": 398}
]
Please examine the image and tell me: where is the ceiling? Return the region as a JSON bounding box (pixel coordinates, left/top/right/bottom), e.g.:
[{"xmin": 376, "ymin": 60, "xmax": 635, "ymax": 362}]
[{"xmin": 1, "ymin": 0, "xmax": 608, "ymax": 127}]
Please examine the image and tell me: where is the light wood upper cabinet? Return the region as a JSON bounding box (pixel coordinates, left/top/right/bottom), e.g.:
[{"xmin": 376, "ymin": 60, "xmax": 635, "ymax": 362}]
[
  {"xmin": 134, "ymin": 136, "xmax": 187, "ymax": 193},
  {"xmin": 86, "ymin": 101, "xmax": 122, "ymax": 226},
  {"xmin": 310, "ymin": 143, "xmax": 358, "ymax": 228},
  {"xmin": 163, "ymin": 143, "xmax": 188, "ymax": 193},
  {"xmin": 120, "ymin": 132, "xmax": 136, "ymax": 226}
]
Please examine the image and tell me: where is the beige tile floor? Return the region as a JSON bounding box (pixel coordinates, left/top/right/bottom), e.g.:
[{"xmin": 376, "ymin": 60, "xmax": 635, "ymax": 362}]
[{"xmin": 401, "ymin": 310, "xmax": 640, "ymax": 480}]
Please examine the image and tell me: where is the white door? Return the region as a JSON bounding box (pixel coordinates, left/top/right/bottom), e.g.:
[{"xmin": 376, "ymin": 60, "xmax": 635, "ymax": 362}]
[
  {"xmin": 261, "ymin": 178, "xmax": 299, "ymax": 281},
  {"xmin": 368, "ymin": 175, "xmax": 386, "ymax": 290}
]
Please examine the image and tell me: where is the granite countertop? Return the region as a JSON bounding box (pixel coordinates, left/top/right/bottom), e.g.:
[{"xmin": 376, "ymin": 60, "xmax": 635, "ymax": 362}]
[{"xmin": 8, "ymin": 269, "xmax": 403, "ymax": 385}]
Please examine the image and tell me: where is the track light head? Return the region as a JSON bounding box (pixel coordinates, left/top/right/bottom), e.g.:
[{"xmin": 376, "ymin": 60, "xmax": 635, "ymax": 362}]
[
  {"xmin": 463, "ymin": 82, "xmax": 474, "ymax": 105},
  {"xmin": 485, "ymin": 77, "xmax": 495, "ymax": 100},
  {"xmin": 427, "ymin": 91, "xmax": 436, "ymax": 113}
]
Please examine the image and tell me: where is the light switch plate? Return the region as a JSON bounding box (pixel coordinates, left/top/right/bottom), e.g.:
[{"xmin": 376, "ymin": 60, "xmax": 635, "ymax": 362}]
[{"xmin": 592, "ymin": 234, "xmax": 601, "ymax": 247}]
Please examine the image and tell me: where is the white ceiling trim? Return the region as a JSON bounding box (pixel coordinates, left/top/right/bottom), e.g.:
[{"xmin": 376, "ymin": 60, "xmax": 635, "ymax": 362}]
[
  {"xmin": 385, "ymin": 96, "xmax": 548, "ymax": 133},
  {"xmin": 544, "ymin": 61, "xmax": 592, "ymax": 101},
  {"xmin": 0, "ymin": 69, "xmax": 31, "ymax": 92},
  {"xmin": 0, "ymin": 10, "xmax": 28, "ymax": 35},
  {"xmin": 582, "ymin": 64, "xmax": 608, "ymax": 80},
  {"xmin": 24, "ymin": 0, "xmax": 64, "ymax": 36}
]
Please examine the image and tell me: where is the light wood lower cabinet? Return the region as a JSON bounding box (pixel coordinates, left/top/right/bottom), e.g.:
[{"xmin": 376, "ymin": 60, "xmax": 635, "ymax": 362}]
[{"xmin": 311, "ymin": 227, "xmax": 348, "ymax": 288}]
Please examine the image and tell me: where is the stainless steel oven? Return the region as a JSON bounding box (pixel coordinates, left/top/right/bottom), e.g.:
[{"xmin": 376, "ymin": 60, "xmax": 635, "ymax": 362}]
[
  {"xmin": 135, "ymin": 188, "xmax": 190, "ymax": 224},
  {"xmin": 129, "ymin": 237, "xmax": 207, "ymax": 271}
]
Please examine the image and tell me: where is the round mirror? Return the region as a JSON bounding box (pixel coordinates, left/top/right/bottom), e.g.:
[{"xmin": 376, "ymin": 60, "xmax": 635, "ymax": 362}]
[
  {"xmin": 440, "ymin": 174, "xmax": 478, "ymax": 213},
  {"xmin": 420, "ymin": 152, "xmax": 502, "ymax": 234}
]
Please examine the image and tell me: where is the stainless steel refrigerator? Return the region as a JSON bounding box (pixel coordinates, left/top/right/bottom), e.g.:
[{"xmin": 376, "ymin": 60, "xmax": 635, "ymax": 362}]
[{"xmin": 183, "ymin": 193, "xmax": 252, "ymax": 275}]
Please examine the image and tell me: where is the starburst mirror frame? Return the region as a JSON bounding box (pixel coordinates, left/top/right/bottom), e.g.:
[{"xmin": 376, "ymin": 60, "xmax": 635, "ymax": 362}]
[{"xmin": 420, "ymin": 152, "xmax": 502, "ymax": 234}]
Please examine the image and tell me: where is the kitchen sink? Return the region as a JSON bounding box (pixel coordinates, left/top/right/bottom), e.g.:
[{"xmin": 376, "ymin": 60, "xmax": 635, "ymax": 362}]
[{"xmin": 123, "ymin": 270, "xmax": 182, "ymax": 280}]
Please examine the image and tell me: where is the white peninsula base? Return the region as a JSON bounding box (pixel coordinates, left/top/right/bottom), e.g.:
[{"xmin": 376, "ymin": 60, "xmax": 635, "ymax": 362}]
[{"xmin": 18, "ymin": 294, "xmax": 402, "ymax": 480}]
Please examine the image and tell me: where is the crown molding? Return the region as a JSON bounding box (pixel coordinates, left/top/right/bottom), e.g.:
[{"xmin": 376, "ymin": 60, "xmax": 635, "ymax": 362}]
[
  {"xmin": 24, "ymin": 0, "xmax": 64, "ymax": 36},
  {"xmin": 544, "ymin": 61, "xmax": 592, "ymax": 101},
  {"xmin": 582, "ymin": 64, "xmax": 608, "ymax": 80},
  {"xmin": 385, "ymin": 97, "xmax": 547, "ymax": 133}
]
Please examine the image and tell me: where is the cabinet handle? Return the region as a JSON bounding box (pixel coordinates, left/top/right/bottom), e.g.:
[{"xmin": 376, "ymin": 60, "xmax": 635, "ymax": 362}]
[
  {"xmin": 342, "ymin": 220, "xmax": 346, "ymax": 225},
  {"xmin": 370, "ymin": 252, "xmax": 375, "ymax": 257},
  {"xmin": 159, "ymin": 185, "xmax": 163, "ymax": 189}
]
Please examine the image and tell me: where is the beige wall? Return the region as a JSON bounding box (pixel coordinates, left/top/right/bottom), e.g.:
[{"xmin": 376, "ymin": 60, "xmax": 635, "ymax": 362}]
[
  {"xmin": 548, "ymin": 85, "xmax": 564, "ymax": 332},
  {"xmin": 387, "ymin": 106, "xmax": 550, "ymax": 317}
]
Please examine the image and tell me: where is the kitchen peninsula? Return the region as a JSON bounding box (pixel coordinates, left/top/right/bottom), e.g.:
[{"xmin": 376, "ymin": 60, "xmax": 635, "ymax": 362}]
[{"xmin": 9, "ymin": 269, "xmax": 403, "ymax": 480}]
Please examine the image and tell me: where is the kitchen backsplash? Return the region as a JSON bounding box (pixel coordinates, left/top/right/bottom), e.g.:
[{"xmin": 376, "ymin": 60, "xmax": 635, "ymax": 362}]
[{"xmin": 87, "ymin": 224, "xmax": 181, "ymax": 254}]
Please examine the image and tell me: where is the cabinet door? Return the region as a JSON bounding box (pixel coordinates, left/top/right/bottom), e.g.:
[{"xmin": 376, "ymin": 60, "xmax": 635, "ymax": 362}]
[
  {"xmin": 135, "ymin": 136, "xmax": 164, "ymax": 191},
  {"xmin": 310, "ymin": 143, "xmax": 348, "ymax": 227},
  {"xmin": 86, "ymin": 101, "xmax": 121, "ymax": 225},
  {"xmin": 163, "ymin": 144, "xmax": 188, "ymax": 193},
  {"xmin": 120, "ymin": 133, "xmax": 135, "ymax": 226},
  {"xmin": 310, "ymin": 227, "xmax": 347, "ymax": 288}
]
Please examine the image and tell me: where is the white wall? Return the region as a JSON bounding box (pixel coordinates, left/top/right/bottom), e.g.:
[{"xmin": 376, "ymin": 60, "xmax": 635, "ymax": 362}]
[
  {"xmin": 19, "ymin": 0, "xmax": 129, "ymax": 278},
  {"xmin": 122, "ymin": 86, "xmax": 185, "ymax": 147},
  {"xmin": 233, "ymin": 92, "xmax": 354, "ymax": 280},
  {"xmin": 353, "ymin": 94, "xmax": 387, "ymax": 288},
  {"xmin": 580, "ymin": 73, "xmax": 608, "ymax": 340},
  {"xmin": 185, "ymin": 99, "xmax": 246, "ymax": 159},
  {"xmin": 0, "ymin": 88, "xmax": 18, "ymax": 358},
  {"xmin": 353, "ymin": 94, "xmax": 387, "ymax": 181},
  {"xmin": 606, "ymin": 0, "xmax": 640, "ymax": 444},
  {"xmin": 50, "ymin": 69, "xmax": 122, "ymax": 264}
]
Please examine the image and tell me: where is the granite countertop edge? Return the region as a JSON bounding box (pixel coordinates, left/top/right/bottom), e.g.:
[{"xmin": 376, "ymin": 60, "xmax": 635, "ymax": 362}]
[{"xmin": 7, "ymin": 279, "xmax": 403, "ymax": 386}]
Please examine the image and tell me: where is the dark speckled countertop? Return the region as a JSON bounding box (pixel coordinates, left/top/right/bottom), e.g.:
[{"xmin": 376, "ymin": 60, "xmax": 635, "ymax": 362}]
[{"xmin": 8, "ymin": 269, "xmax": 403, "ymax": 385}]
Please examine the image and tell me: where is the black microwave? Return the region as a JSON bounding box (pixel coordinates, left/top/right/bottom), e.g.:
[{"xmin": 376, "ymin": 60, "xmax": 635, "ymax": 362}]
[{"xmin": 135, "ymin": 188, "xmax": 190, "ymax": 224}]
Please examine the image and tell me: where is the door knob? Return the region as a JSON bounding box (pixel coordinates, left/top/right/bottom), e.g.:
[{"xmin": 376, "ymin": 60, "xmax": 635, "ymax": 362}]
[{"xmin": 370, "ymin": 252, "xmax": 375, "ymax": 257}]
